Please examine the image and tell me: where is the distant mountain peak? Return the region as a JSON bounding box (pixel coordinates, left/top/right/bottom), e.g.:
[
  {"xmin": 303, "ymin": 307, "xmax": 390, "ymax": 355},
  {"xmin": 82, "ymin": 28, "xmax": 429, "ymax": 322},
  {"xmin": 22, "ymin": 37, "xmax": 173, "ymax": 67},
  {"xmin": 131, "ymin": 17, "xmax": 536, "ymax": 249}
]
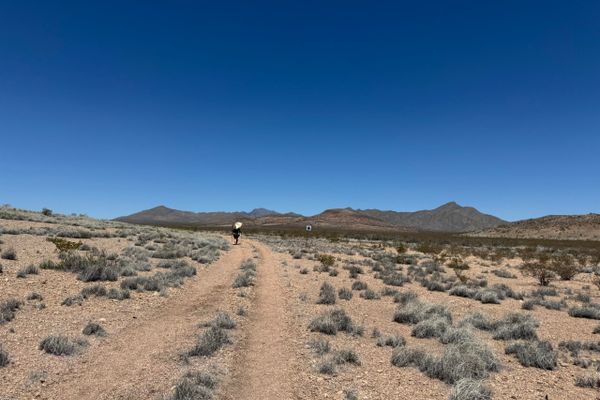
[{"xmin": 247, "ymin": 208, "xmax": 280, "ymax": 217}]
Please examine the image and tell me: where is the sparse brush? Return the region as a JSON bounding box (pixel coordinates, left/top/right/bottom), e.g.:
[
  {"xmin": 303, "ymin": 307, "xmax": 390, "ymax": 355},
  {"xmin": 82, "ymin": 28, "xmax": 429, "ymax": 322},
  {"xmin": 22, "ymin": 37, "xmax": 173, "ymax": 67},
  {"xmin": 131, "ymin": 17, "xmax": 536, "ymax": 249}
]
[
  {"xmin": 81, "ymin": 284, "xmax": 108, "ymax": 298},
  {"xmin": 338, "ymin": 287, "xmax": 353, "ymax": 300},
  {"xmin": 569, "ymin": 305, "xmax": 600, "ymax": 320},
  {"xmin": 334, "ymin": 349, "xmax": 361, "ymax": 365},
  {"xmin": 211, "ymin": 312, "xmax": 236, "ymax": 329},
  {"xmin": 491, "ymin": 313, "xmax": 539, "ymax": 341},
  {"xmin": 360, "ymin": 288, "xmax": 380, "ymax": 300},
  {"xmin": 27, "ymin": 292, "xmax": 43, "ymax": 301},
  {"xmin": 171, "ymin": 371, "xmax": 217, "ymax": 400},
  {"xmin": 575, "ymin": 374, "xmax": 600, "ymax": 388},
  {"xmin": 317, "ymin": 282, "xmax": 337, "ymax": 304},
  {"xmin": 394, "ymin": 291, "xmax": 418, "ymax": 305},
  {"xmin": 391, "ymin": 346, "xmax": 426, "ymax": 368},
  {"xmin": 492, "ymin": 269, "xmax": 516, "ymax": 279},
  {"xmin": 351, "ymin": 281, "xmax": 367, "ymax": 291},
  {"xmin": 393, "ymin": 299, "xmax": 452, "ymax": 325},
  {"xmin": 505, "ymin": 341, "xmax": 557, "ymax": 370},
  {"xmin": 344, "ymin": 389, "xmax": 359, "ymax": 400},
  {"xmin": 411, "ymin": 317, "xmax": 450, "ymax": 339},
  {"xmin": 82, "ymin": 322, "xmax": 107, "ymax": 336},
  {"xmin": 309, "ymin": 309, "xmax": 357, "ymax": 336},
  {"xmin": 0, "ymin": 345, "xmax": 9, "ymax": 367},
  {"xmin": 0, "ymin": 298, "xmax": 22, "ymax": 324},
  {"xmin": 39, "ymin": 335, "xmax": 88, "ymax": 356},
  {"xmin": 1, "ymin": 248, "xmax": 17, "ymax": 260},
  {"xmin": 377, "ymin": 334, "xmax": 406, "ymax": 348},
  {"xmin": 16, "ymin": 264, "xmax": 39, "ymax": 278},
  {"xmin": 448, "ymin": 378, "xmax": 492, "ymax": 400},
  {"xmin": 62, "ymin": 295, "xmax": 84, "ymax": 307},
  {"xmin": 318, "ymin": 358, "xmax": 337, "ymax": 375},
  {"xmin": 308, "ymin": 338, "xmax": 331, "ymax": 355},
  {"xmin": 107, "ymin": 288, "xmax": 130, "ymax": 300},
  {"xmin": 187, "ymin": 326, "xmax": 231, "ymax": 357}
]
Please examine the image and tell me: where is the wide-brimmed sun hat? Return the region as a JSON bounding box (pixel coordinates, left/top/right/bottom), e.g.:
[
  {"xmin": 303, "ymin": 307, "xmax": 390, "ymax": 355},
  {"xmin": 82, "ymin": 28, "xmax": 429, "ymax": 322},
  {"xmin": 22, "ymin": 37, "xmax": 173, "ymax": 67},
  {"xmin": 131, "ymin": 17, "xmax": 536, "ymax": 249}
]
[{"xmin": 234, "ymin": 222, "xmax": 243, "ymax": 229}]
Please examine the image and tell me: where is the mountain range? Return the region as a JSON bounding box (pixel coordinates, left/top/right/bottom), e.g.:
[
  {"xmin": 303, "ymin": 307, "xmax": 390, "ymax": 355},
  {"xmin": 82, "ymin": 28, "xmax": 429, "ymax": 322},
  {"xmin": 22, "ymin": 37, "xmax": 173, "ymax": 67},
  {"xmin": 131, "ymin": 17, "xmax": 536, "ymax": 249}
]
[{"xmin": 116, "ymin": 202, "xmax": 506, "ymax": 232}]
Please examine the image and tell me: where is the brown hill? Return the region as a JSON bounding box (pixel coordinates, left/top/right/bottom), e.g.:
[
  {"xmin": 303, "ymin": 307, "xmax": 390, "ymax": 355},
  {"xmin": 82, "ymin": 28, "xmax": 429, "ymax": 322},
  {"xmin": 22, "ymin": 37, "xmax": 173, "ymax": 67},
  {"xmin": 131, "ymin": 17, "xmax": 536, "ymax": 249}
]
[{"xmin": 472, "ymin": 214, "xmax": 600, "ymax": 241}]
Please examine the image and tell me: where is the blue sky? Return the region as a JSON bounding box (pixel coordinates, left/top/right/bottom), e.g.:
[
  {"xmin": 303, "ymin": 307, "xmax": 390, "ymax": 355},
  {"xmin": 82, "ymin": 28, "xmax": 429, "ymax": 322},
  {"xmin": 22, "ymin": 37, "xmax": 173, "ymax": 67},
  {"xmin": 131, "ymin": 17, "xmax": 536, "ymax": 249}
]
[{"xmin": 1, "ymin": 1, "xmax": 599, "ymax": 221}]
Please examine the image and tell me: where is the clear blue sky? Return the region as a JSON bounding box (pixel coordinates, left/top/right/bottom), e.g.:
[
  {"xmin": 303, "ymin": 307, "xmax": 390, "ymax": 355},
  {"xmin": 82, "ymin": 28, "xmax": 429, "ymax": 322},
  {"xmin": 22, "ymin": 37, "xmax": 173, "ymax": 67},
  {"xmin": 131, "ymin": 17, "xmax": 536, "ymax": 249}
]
[{"xmin": 1, "ymin": 1, "xmax": 598, "ymax": 221}]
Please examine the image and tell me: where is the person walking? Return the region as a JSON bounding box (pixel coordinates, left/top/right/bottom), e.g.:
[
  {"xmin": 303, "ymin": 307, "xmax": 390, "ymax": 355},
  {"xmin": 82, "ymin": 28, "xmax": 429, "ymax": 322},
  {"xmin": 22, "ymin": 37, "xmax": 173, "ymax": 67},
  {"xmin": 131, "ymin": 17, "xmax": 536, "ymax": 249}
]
[{"xmin": 232, "ymin": 222, "xmax": 242, "ymax": 245}]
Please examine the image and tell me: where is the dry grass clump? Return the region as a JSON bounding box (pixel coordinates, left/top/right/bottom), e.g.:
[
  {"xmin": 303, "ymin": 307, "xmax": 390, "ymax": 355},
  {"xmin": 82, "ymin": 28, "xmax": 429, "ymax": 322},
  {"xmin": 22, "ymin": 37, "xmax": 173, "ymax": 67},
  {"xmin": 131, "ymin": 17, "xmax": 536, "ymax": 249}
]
[
  {"xmin": 460, "ymin": 312, "xmax": 539, "ymax": 341},
  {"xmin": 16, "ymin": 264, "xmax": 40, "ymax": 278},
  {"xmin": 82, "ymin": 322, "xmax": 107, "ymax": 337},
  {"xmin": 504, "ymin": 341, "xmax": 557, "ymax": 370},
  {"xmin": 309, "ymin": 309, "xmax": 363, "ymax": 336},
  {"xmin": 308, "ymin": 338, "xmax": 331, "ymax": 355},
  {"xmin": 448, "ymin": 378, "xmax": 492, "ymax": 400},
  {"xmin": 351, "ymin": 281, "xmax": 367, "ymax": 291},
  {"xmin": 0, "ymin": 298, "xmax": 23, "ymax": 324},
  {"xmin": 171, "ymin": 370, "xmax": 218, "ymax": 400},
  {"xmin": 317, "ymin": 282, "xmax": 337, "ymax": 304},
  {"xmin": 393, "ymin": 298, "xmax": 452, "ymax": 325},
  {"xmin": 575, "ymin": 374, "xmax": 600, "ymax": 388},
  {"xmin": 205, "ymin": 312, "xmax": 236, "ymax": 330},
  {"xmin": 0, "ymin": 345, "xmax": 9, "ymax": 367},
  {"xmin": 26, "ymin": 292, "xmax": 43, "ymax": 301},
  {"xmin": 39, "ymin": 335, "xmax": 88, "ymax": 356},
  {"xmin": 338, "ymin": 287, "xmax": 353, "ymax": 300},
  {"xmin": 360, "ymin": 288, "xmax": 380, "ymax": 300},
  {"xmin": 569, "ymin": 304, "xmax": 600, "ymax": 320},
  {"xmin": 376, "ymin": 334, "xmax": 406, "ymax": 348},
  {"xmin": 62, "ymin": 295, "xmax": 84, "ymax": 307},
  {"xmin": 187, "ymin": 326, "xmax": 231, "ymax": 358},
  {"xmin": 491, "ymin": 269, "xmax": 516, "ymax": 279},
  {"xmin": 232, "ymin": 259, "xmax": 257, "ymax": 288},
  {"xmin": 1, "ymin": 247, "xmax": 17, "ymax": 260}
]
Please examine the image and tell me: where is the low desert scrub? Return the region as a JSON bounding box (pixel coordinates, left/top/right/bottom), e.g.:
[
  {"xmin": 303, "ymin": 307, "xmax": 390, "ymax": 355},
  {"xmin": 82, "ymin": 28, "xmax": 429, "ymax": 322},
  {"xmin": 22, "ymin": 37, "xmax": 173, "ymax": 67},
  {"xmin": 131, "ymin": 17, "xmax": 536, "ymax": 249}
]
[
  {"xmin": 575, "ymin": 374, "xmax": 600, "ymax": 388},
  {"xmin": 333, "ymin": 349, "xmax": 361, "ymax": 365},
  {"xmin": 440, "ymin": 326, "xmax": 475, "ymax": 345},
  {"xmin": 0, "ymin": 298, "xmax": 23, "ymax": 324},
  {"xmin": 62, "ymin": 295, "xmax": 84, "ymax": 307},
  {"xmin": 411, "ymin": 317, "xmax": 450, "ymax": 339},
  {"xmin": 0, "ymin": 345, "xmax": 9, "ymax": 367},
  {"xmin": 1, "ymin": 247, "xmax": 17, "ymax": 260},
  {"xmin": 121, "ymin": 264, "xmax": 197, "ymax": 292},
  {"xmin": 39, "ymin": 335, "xmax": 88, "ymax": 356},
  {"xmin": 382, "ymin": 272, "xmax": 409, "ymax": 287},
  {"xmin": 393, "ymin": 290, "xmax": 418, "ymax": 305},
  {"xmin": 317, "ymin": 282, "xmax": 337, "ymax": 304},
  {"xmin": 461, "ymin": 312, "xmax": 539, "ymax": 341},
  {"xmin": 351, "ymin": 281, "xmax": 367, "ymax": 291},
  {"xmin": 447, "ymin": 257, "xmax": 469, "ymax": 270},
  {"xmin": 377, "ymin": 334, "xmax": 406, "ymax": 348},
  {"xmin": 522, "ymin": 262, "xmax": 555, "ymax": 286},
  {"xmin": 448, "ymin": 378, "xmax": 492, "ymax": 400},
  {"xmin": 338, "ymin": 287, "xmax": 353, "ymax": 300},
  {"xmin": 47, "ymin": 237, "xmax": 82, "ymax": 252},
  {"xmin": 232, "ymin": 259, "xmax": 257, "ymax": 288},
  {"xmin": 344, "ymin": 390, "xmax": 359, "ymax": 400},
  {"xmin": 107, "ymin": 288, "xmax": 130, "ymax": 300},
  {"xmin": 393, "ymin": 298, "xmax": 452, "ymax": 325},
  {"xmin": 360, "ymin": 288, "xmax": 380, "ymax": 300},
  {"xmin": 558, "ymin": 340, "xmax": 600, "ymax": 357},
  {"xmin": 390, "ymin": 346, "xmax": 426, "ymax": 368},
  {"xmin": 505, "ymin": 341, "xmax": 557, "ymax": 369},
  {"xmin": 569, "ymin": 304, "xmax": 600, "ymax": 320},
  {"xmin": 308, "ymin": 338, "xmax": 331, "ymax": 355},
  {"xmin": 16, "ymin": 264, "xmax": 40, "ymax": 278},
  {"xmin": 27, "ymin": 292, "xmax": 43, "ymax": 301},
  {"xmin": 82, "ymin": 322, "xmax": 107, "ymax": 337},
  {"xmin": 170, "ymin": 370, "xmax": 218, "ymax": 400},
  {"xmin": 491, "ymin": 269, "xmax": 516, "ymax": 279},
  {"xmin": 208, "ymin": 312, "xmax": 236, "ymax": 330},
  {"xmin": 317, "ymin": 358, "xmax": 337, "ymax": 375},
  {"xmin": 309, "ymin": 309, "xmax": 363, "ymax": 336},
  {"xmin": 521, "ymin": 298, "xmax": 566, "ymax": 311},
  {"xmin": 187, "ymin": 326, "xmax": 231, "ymax": 358},
  {"xmin": 318, "ymin": 254, "xmax": 336, "ymax": 267},
  {"xmin": 81, "ymin": 284, "xmax": 108, "ymax": 298}
]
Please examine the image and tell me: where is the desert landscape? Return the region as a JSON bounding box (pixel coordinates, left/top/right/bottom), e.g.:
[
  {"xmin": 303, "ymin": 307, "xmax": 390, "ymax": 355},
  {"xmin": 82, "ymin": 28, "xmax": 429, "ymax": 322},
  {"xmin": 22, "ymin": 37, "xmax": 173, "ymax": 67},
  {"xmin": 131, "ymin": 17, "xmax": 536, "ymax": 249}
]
[{"xmin": 2, "ymin": 205, "xmax": 600, "ymax": 400}]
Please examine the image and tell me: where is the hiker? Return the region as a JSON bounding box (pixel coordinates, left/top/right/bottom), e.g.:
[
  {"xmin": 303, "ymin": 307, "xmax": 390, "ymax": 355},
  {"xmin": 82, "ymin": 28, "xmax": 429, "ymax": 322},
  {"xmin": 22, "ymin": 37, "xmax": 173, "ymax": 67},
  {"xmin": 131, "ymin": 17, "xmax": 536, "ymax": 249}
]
[{"xmin": 232, "ymin": 222, "xmax": 242, "ymax": 245}]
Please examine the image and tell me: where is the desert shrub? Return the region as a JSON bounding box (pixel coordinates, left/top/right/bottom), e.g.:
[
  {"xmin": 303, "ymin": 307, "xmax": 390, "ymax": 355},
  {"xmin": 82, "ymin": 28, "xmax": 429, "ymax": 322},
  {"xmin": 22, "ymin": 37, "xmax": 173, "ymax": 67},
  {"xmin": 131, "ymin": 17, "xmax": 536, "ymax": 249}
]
[
  {"xmin": 344, "ymin": 390, "xmax": 359, "ymax": 400},
  {"xmin": 82, "ymin": 322, "xmax": 107, "ymax": 336},
  {"xmin": 171, "ymin": 371, "xmax": 217, "ymax": 400},
  {"xmin": 421, "ymin": 279, "xmax": 450, "ymax": 292},
  {"xmin": 412, "ymin": 317, "xmax": 450, "ymax": 339},
  {"xmin": 351, "ymin": 281, "xmax": 367, "ymax": 291},
  {"xmin": 299, "ymin": 268, "xmax": 308, "ymax": 274},
  {"xmin": 81, "ymin": 284, "xmax": 107, "ymax": 298},
  {"xmin": 393, "ymin": 299, "xmax": 452, "ymax": 325},
  {"xmin": 551, "ymin": 254, "xmax": 578, "ymax": 280},
  {"xmin": 47, "ymin": 237, "xmax": 82, "ymax": 252},
  {"xmin": 211, "ymin": 312, "xmax": 236, "ymax": 330},
  {"xmin": 338, "ymin": 287, "xmax": 353, "ymax": 300},
  {"xmin": 491, "ymin": 313, "xmax": 539, "ymax": 341},
  {"xmin": 151, "ymin": 245, "xmax": 187, "ymax": 259},
  {"xmin": 569, "ymin": 305, "xmax": 600, "ymax": 320},
  {"xmin": 360, "ymin": 288, "xmax": 380, "ymax": 300},
  {"xmin": 187, "ymin": 326, "xmax": 231, "ymax": 357},
  {"xmin": 377, "ymin": 334, "xmax": 406, "ymax": 348},
  {"xmin": 41, "ymin": 208, "xmax": 53, "ymax": 216},
  {"xmin": 559, "ymin": 340, "xmax": 600, "ymax": 357},
  {"xmin": 1, "ymin": 248, "xmax": 17, "ymax": 260},
  {"xmin": 522, "ymin": 262, "xmax": 555, "ymax": 286},
  {"xmin": 16, "ymin": 264, "xmax": 40, "ymax": 278},
  {"xmin": 449, "ymin": 285, "xmax": 477, "ymax": 299},
  {"xmin": 27, "ymin": 292, "xmax": 43, "ymax": 301},
  {"xmin": 424, "ymin": 340, "xmax": 499, "ymax": 384},
  {"xmin": 492, "ymin": 269, "xmax": 516, "ymax": 279},
  {"xmin": 381, "ymin": 287, "xmax": 400, "ymax": 297},
  {"xmin": 393, "ymin": 291, "xmax": 418, "ymax": 305},
  {"xmin": 318, "ymin": 358, "xmax": 337, "ymax": 375},
  {"xmin": 460, "ymin": 312, "xmax": 495, "ymax": 331},
  {"xmin": 505, "ymin": 341, "xmax": 557, "ymax": 369},
  {"xmin": 440, "ymin": 326, "xmax": 475, "ymax": 345},
  {"xmin": 448, "ymin": 378, "xmax": 492, "ymax": 400},
  {"xmin": 383, "ymin": 272, "xmax": 409, "ymax": 287},
  {"xmin": 474, "ymin": 290, "xmax": 500, "ymax": 304},
  {"xmin": 447, "ymin": 258, "xmax": 469, "ymax": 270},
  {"xmin": 391, "ymin": 346, "xmax": 427, "ymax": 368},
  {"xmin": 531, "ymin": 287, "xmax": 558, "ymax": 297},
  {"xmin": 39, "ymin": 335, "xmax": 88, "ymax": 356},
  {"xmin": 317, "ymin": 282, "xmax": 337, "ymax": 305},
  {"xmin": 308, "ymin": 338, "xmax": 331, "ymax": 355},
  {"xmin": 318, "ymin": 254, "xmax": 336, "ymax": 267},
  {"xmin": 309, "ymin": 309, "xmax": 358, "ymax": 336},
  {"xmin": 0, "ymin": 345, "xmax": 9, "ymax": 367},
  {"xmin": 107, "ymin": 288, "xmax": 130, "ymax": 300},
  {"xmin": 575, "ymin": 374, "xmax": 600, "ymax": 388},
  {"xmin": 232, "ymin": 259, "xmax": 256, "ymax": 288},
  {"xmin": 348, "ymin": 266, "xmax": 363, "ymax": 279},
  {"xmin": 329, "ymin": 268, "xmax": 339, "ymax": 277},
  {"xmin": 334, "ymin": 349, "xmax": 361, "ymax": 365},
  {"xmin": 62, "ymin": 295, "xmax": 84, "ymax": 307},
  {"xmin": 0, "ymin": 298, "xmax": 22, "ymax": 324},
  {"xmin": 574, "ymin": 293, "xmax": 591, "ymax": 303}
]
